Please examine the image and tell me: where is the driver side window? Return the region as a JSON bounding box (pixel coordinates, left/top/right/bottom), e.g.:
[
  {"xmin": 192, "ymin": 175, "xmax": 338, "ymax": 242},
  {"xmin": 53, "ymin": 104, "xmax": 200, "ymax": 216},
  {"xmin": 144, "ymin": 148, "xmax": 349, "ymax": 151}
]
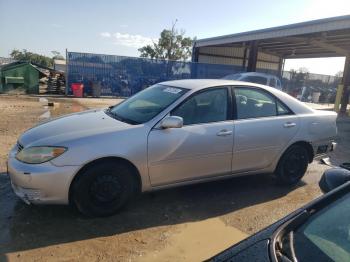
[{"xmin": 172, "ymin": 88, "xmax": 228, "ymax": 125}]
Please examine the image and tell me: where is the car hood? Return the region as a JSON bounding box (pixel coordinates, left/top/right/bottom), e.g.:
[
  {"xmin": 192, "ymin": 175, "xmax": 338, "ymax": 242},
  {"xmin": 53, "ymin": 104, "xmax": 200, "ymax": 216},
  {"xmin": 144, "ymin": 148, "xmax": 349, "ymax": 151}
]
[{"xmin": 19, "ymin": 109, "xmax": 130, "ymax": 147}]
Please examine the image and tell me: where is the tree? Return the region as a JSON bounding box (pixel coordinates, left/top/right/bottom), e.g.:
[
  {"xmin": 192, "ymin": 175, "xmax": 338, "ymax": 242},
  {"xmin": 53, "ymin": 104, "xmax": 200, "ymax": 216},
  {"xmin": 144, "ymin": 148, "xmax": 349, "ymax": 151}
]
[
  {"xmin": 138, "ymin": 21, "xmax": 194, "ymax": 61},
  {"xmin": 335, "ymin": 71, "xmax": 343, "ymax": 78},
  {"xmin": 297, "ymin": 67, "xmax": 310, "ymax": 74},
  {"xmin": 51, "ymin": 51, "xmax": 65, "ymax": 60},
  {"xmin": 10, "ymin": 49, "xmax": 54, "ymax": 67}
]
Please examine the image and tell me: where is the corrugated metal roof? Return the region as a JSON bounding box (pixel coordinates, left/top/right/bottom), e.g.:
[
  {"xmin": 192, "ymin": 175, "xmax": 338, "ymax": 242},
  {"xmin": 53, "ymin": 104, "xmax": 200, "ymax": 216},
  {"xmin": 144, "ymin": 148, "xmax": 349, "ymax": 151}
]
[
  {"xmin": 195, "ymin": 15, "xmax": 350, "ymax": 59},
  {"xmin": 0, "ymin": 61, "xmax": 47, "ymax": 78},
  {"xmin": 195, "ymin": 15, "xmax": 350, "ymax": 47}
]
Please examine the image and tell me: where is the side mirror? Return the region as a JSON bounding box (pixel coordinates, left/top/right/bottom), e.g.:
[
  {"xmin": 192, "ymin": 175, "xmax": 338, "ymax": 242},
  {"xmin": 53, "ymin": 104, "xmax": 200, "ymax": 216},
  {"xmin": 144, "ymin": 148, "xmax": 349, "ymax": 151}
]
[
  {"xmin": 319, "ymin": 167, "xmax": 350, "ymax": 193},
  {"xmin": 160, "ymin": 116, "xmax": 183, "ymax": 129}
]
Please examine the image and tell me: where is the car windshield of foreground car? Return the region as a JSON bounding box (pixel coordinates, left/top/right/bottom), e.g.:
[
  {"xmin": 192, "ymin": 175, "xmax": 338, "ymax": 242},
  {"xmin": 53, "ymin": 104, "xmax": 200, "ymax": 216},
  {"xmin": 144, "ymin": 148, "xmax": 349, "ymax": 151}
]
[
  {"xmin": 107, "ymin": 84, "xmax": 188, "ymax": 124},
  {"xmin": 277, "ymin": 193, "xmax": 350, "ymax": 262}
]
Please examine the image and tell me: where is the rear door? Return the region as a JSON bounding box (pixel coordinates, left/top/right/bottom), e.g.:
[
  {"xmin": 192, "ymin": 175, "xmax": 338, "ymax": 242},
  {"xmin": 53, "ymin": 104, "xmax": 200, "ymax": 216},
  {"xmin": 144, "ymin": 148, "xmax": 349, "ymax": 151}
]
[{"xmin": 232, "ymin": 86, "xmax": 299, "ymax": 173}]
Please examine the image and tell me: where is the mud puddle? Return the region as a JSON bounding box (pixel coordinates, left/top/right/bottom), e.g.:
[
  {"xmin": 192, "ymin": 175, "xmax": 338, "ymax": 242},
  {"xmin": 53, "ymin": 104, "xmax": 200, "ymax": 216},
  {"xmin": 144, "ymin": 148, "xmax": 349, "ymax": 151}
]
[
  {"xmin": 138, "ymin": 218, "xmax": 247, "ymax": 262},
  {"xmin": 38, "ymin": 98, "xmax": 87, "ymax": 119}
]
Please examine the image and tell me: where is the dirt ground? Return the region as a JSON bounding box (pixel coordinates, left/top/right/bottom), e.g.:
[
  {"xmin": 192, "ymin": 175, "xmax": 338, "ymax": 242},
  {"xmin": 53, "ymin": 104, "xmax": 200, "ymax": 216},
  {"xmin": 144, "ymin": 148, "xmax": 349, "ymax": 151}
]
[{"xmin": 0, "ymin": 95, "xmax": 349, "ymax": 262}]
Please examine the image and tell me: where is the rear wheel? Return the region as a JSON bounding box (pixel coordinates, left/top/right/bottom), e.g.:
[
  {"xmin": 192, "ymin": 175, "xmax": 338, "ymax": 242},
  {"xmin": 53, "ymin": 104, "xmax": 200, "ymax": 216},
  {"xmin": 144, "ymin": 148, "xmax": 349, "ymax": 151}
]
[
  {"xmin": 275, "ymin": 145, "xmax": 309, "ymax": 185},
  {"xmin": 72, "ymin": 161, "xmax": 135, "ymax": 217}
]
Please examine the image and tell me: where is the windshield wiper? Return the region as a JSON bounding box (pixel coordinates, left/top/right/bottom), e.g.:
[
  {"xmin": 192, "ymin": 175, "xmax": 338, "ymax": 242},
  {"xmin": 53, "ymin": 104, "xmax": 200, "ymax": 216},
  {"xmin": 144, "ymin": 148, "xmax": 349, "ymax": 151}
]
[
  {"xmin": 104, "ymin": 109, "xmax": 140, "ymax": 125},
  {"xmin": 275, "ymin": 231, "xmax": 296, "ymax": 262},
  {"xmin": 272, "ymin": 210, "xmax": 310, "ymax": 262}
]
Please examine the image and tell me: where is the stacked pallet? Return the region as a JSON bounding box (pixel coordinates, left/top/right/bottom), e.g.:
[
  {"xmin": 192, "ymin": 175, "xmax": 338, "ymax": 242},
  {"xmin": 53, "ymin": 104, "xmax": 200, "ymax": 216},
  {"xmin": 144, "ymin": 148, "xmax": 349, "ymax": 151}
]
[{"xmin": 47, "ymin": 73, "xmax": 65, "ymax": 94}]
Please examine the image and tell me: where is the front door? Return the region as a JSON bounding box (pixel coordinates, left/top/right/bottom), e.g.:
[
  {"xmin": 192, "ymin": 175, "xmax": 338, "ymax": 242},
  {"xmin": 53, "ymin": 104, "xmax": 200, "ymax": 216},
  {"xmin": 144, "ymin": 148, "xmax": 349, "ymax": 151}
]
[
  {"xmin": 148, "ymin": 87, "xmax": 234, "ymax": 186},
  {"xmin": 232, "ymin": 86, "xmax": 299, "ymax": 173}
]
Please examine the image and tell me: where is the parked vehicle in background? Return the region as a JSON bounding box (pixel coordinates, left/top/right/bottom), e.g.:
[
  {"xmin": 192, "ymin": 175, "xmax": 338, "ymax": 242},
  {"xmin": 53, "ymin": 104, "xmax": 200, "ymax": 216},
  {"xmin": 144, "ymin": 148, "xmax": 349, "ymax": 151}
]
[
  {"xmin": 8, "ymin": 79, "xmax": 337, "ymax": 217},
  {"xmin": 210, "ymin": 167, "xmax": 350, "ymax": 262},
  {"xmin": 222, "ymin": 72, "xmax": 282, "ymax": 90}
]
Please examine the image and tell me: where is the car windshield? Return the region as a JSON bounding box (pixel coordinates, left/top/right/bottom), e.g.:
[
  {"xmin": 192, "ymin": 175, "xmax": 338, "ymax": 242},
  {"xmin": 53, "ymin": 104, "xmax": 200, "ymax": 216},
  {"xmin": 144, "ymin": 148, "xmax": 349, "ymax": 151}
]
[
  {"xmin": 281, "ymin": 193, "xmax": 350, "ymax": 262},
  {"xmin": 107, "ymin": 84, "xmax": 188, "ymax": 124}
]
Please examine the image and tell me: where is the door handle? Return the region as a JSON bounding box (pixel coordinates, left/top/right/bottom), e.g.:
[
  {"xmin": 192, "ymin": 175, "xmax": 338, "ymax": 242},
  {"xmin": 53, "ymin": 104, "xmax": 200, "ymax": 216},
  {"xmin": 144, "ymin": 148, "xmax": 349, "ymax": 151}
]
[
  {"xmin": 284, "ymin": 122, "xmax": 296, "ymax": 128},
  {"xmin": 217, "ymin": 129, "xmax": 233, "ymax": 136}
]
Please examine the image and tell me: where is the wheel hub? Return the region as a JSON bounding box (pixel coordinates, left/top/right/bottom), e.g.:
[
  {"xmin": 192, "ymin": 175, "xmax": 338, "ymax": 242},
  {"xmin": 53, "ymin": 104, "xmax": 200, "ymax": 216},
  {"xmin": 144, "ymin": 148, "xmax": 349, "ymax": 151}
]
[
  {"xmin": 90, "ymin": 175, "xmax": 121, "ymax": 203},
  {"xmin": 285, "ymin": 152, "xmax": 306, "ymax": 178}
]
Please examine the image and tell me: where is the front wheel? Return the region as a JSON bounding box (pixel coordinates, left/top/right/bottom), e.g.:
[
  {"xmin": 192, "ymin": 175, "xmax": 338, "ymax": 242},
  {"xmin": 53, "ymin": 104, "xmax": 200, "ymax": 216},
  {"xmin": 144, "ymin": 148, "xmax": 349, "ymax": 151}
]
[
  {"xmin": 72, "ymin": 161, "xmax": 135, "ymax": 217},
  {"xmin": 275, "ymin": 145, "xmax": 309, "ymax": 185}
]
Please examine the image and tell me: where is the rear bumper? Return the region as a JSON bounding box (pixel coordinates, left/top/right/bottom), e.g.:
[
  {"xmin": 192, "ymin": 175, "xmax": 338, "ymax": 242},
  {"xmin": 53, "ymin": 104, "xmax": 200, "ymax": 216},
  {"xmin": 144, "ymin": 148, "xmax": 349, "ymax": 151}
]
[
  {"xmin": 313, "ymin": 141, "xmax": 337, "ymax": 160},
  {"xmin": 7, "ymin": 148, "xmax": 80, "ymax": 205}
]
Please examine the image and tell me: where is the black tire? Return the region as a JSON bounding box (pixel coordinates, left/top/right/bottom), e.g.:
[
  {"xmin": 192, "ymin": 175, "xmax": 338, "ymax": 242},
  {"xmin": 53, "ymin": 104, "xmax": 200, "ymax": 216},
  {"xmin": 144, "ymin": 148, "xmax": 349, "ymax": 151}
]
[
  {"xmin": 275, "ymin": 145, "xmax": 309, "ymax": 185},
  {"xmin": 72, "ymin": 161, "xmax": 135, "ymax": 217}
]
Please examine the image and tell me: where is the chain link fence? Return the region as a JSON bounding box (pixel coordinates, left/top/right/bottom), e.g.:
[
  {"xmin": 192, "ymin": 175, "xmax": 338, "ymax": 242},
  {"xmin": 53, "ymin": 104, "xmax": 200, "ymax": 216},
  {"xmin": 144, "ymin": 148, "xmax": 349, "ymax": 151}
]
[
  {"xmin": 67, "ymin": 51, "xmax": 341, "ymax": 103},
  {"xmin": 282, "ymin": 71, "xmax": 341, "ymax": 103},
  {"xmin": 67, "ymin": 52, "xmax": 244, "ymax": 97}
]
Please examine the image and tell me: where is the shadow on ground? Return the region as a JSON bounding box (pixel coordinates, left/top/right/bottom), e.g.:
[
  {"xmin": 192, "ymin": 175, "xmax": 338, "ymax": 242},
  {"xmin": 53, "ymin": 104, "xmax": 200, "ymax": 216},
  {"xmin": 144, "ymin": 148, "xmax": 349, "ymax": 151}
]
[{"xmin": 0, "ymin": 172, "xmax": 304, "ymax": 260}]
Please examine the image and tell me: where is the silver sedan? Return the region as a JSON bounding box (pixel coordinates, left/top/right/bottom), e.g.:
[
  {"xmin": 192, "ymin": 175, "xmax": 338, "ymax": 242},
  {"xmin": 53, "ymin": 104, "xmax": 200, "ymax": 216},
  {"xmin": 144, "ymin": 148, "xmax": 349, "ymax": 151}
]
[{"xmin": 8, "ymin": 79, "xmax": 337, "ymax": 216}]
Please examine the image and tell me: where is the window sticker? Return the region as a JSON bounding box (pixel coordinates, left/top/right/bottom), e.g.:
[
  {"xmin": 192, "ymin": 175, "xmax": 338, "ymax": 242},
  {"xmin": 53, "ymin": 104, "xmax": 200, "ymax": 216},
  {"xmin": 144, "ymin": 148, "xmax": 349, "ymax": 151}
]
[{"xmin": 163, "ymin": 87, "xmax": 182, "ymax": 94}]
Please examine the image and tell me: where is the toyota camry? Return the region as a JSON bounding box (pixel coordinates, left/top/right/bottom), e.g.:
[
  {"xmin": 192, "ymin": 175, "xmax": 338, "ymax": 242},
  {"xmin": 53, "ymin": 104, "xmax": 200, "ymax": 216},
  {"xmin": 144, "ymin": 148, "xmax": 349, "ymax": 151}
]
[{"xmin": 7, "ymin": 79, "xmax": 337, "ymax": 216}]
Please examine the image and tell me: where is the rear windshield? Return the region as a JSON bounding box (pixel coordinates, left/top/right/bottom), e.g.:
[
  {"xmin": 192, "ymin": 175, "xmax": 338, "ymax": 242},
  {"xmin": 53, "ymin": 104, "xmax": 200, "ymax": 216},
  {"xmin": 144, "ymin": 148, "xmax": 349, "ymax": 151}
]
[
  {"xmin": 240, "ymin": 76, "xmax": 268, "ymax": 85},
  {"xmin": 222, "ymin": 73, "xmax": 242, "ymax": 80}
]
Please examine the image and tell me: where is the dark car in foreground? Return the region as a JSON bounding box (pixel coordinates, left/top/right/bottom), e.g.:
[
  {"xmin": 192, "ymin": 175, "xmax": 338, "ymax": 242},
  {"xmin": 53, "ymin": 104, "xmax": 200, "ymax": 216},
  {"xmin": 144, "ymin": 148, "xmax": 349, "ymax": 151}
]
[{"xmin": 209, "ymin": 167, "xmax": 350, "ymax": 262}]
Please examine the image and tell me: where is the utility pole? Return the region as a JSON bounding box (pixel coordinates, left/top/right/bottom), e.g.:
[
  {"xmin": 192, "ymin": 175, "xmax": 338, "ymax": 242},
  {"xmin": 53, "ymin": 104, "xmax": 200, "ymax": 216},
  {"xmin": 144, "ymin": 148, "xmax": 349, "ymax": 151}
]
[{"xmin": 169, "ymin": 19, "xmax": 178, "ymax": 60}]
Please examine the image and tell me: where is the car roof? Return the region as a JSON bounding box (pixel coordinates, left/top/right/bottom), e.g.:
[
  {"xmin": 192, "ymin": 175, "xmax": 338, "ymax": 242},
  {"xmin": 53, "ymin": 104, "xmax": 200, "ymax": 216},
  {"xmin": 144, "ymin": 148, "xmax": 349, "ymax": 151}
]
[
  {"xmin": 160, "ymin": 79, "xmax": 281, "ymax": 92},
  {"xmin": 159, "ymin": 79, "xmax": 314, "ymax": 114},
  {"xmin": 160, "ymin": 79, "xmax": 254, "ymax": 90}
]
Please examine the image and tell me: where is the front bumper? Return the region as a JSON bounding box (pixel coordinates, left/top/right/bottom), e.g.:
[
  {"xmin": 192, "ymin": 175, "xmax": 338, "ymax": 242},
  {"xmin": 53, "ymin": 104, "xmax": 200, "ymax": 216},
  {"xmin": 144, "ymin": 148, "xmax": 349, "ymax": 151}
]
[{"xmin": 7, "ymin": 146, "xmax": 80, "ymax": 205}]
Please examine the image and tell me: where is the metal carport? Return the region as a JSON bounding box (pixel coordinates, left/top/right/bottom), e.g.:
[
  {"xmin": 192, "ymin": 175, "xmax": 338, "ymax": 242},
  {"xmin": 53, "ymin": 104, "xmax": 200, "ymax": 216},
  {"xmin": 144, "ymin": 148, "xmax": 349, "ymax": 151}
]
[{"xmin": 192, "ymin": 15, "xmax": 350, "ymax": 114}]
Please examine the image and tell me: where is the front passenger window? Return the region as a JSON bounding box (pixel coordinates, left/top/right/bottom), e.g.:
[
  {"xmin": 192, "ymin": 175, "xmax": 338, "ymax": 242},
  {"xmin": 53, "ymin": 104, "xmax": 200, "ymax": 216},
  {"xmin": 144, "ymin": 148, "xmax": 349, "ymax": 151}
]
[{"xmin": 172, "ymin": 88, "xmax": 228, "ymax": 125}]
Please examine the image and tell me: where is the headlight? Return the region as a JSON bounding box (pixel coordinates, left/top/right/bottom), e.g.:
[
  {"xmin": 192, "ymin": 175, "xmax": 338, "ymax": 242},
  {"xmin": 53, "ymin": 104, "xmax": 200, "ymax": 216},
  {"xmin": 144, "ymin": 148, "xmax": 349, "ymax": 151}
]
[{"xmin": 16, "ymin": 146, "xmax": 67, "ymax": 164}]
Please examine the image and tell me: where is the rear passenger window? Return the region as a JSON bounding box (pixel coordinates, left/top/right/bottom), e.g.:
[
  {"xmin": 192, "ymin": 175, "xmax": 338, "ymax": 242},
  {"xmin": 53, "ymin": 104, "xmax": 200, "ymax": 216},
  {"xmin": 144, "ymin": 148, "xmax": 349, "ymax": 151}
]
[
  {"xmin": 235, "ymin": 88, "xmax": 277, "ymax": 119},
  {"xmin": 277, "ymin": 101, "xmax": 292, "ymax": 115}
]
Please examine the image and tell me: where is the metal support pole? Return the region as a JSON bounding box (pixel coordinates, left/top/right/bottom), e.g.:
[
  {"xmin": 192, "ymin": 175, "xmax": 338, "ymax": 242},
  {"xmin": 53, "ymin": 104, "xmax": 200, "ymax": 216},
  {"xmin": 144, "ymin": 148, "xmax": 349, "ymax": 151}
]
[
  {"xmin": 191, "ymin": 46, "xmax": 199, "ymax": 62},
  {"xmin": 339, "ymin": 56, "xmax": 350, "ymax": 114},
  {"xmin": 242, "ymin": 46, "xmax": 248, "ymax": 71},
  {"xmin": 281, "ymin": 58, "xmax": 286, "ymax": 76},
  {"xmin": 247, "ymin": 41, "xmax": 258, "ymax": 72},
  {"xmin": 277, "ymin": 57, "xmax": 284, "ymax": 77},
  {"xmin": 65, "ymin": 48, "xmax": 69, "ymax": 96},
  {"xmin": 191, "ymin": 46, "xmax": 199, "ymax": 79}
]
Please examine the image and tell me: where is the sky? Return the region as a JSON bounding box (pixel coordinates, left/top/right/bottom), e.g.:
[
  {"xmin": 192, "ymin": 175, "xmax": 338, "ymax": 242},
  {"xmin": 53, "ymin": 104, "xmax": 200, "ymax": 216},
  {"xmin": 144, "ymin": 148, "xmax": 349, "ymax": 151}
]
[{"xmin": 0, "ymin": 0, "xmax": 349, "ymax": 75}]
